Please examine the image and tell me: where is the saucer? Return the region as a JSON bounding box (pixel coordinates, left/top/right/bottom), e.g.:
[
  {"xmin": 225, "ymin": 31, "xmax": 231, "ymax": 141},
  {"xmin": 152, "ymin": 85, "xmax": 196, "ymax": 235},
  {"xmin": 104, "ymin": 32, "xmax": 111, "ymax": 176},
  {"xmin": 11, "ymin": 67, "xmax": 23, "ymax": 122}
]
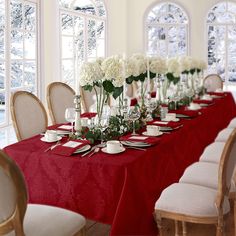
[
  {"xmin": 142, "ymin": 131, "xmax": 163, "ymax": 137},
  {"xmin": 40, "ymin": 136, "xmax": 62, "ymax": 143},
  {"xmin": 188, "ymin": 106, "xmax": 200, "ymax": 111},
  {"xmin": 74, "ymin": 145, "xmax": 91, "ymax": 154},
  {"xmin": 101, "ymin": 147, "xmax": 126, "ymax": 154}
]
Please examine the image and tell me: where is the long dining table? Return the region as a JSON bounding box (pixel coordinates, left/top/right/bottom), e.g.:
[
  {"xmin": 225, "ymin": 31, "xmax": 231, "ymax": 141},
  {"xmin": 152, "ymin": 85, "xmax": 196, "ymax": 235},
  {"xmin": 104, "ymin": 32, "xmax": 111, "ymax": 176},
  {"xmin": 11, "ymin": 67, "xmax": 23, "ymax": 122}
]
[{"xmin": 4, "ymin": 92, "xmax": 236, "ymax": 235}]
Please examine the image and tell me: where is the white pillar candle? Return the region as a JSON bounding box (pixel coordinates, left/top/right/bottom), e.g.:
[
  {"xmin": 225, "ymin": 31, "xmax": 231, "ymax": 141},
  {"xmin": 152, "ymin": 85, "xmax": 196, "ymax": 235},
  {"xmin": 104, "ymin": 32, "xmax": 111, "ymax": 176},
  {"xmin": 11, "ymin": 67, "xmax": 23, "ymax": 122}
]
[
  {"xmin": 123, "ymin": 53, "xmax": 127, "ymax": 98},
  {"xmin": 75, "ymin": 43, "xmax": 80, "ymax": 96},
  {"xmin": 146, "ymin": 56, "xmax": 151, "ymax": 95}
]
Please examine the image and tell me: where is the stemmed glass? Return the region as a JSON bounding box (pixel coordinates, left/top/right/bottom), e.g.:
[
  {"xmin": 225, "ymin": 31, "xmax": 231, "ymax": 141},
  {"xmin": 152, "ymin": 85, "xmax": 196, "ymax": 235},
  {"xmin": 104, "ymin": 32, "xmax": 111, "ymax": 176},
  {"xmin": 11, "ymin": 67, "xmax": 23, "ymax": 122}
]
[
  {"xmin": 145, "ymin": 97, "xmax": 157, "ymax": 121},
  {"xmin": 65, "ymin": 108, "xmax": 76, "ymax": 134},
  {"xmin": 128, "ymin": 106, "xmax": 141, "ymax": 135}
]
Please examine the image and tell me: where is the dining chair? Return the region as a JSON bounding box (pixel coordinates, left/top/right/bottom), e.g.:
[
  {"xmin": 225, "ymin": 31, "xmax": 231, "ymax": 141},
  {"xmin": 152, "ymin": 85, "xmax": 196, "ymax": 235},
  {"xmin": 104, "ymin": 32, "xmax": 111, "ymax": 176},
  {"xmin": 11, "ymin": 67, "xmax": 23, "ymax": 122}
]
[
  {"xmin": 0, "ymin": 150, "xmax": 86, "ymax": 236},
  {"xmin": 203, "ymin": 74, "xmax": 223, "ymax": 92},
  {"xmin": 228, "ymin": 117, "xmax": 236, "ymax": 128},
  {"xmin": 10, "ymin": 91, "xmax": 48, "ymax": 141},
  {"xmin": 154, "ymin": 128, "xmax": 236, "ymax": 236},
  {"xmin": 47, "ymin": 82, "xmax": 76, "ymax": 124},
  {"xmin": 215, "ymin": 127, "xmax": 234, "ymax": 142}
]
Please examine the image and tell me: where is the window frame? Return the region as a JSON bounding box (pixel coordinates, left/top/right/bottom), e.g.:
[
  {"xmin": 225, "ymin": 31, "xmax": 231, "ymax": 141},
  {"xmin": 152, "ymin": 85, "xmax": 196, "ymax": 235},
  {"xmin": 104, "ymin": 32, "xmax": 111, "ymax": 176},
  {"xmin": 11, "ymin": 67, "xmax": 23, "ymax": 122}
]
[{"xmin": 143, "ymin": 0, "xmax": 190, "ymax": 57}]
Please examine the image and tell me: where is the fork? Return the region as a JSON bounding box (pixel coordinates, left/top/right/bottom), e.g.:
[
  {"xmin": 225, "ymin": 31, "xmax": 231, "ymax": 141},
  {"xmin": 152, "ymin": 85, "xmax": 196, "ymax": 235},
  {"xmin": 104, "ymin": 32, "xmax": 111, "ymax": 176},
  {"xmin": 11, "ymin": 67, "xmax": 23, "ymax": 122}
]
[
  {"xmin": 88, "ymin": 147, "xmax": 100, "ymax": 157},
  {"xmin": 44, "ymin": 141, "xmax": 61, "ymax": 152}
]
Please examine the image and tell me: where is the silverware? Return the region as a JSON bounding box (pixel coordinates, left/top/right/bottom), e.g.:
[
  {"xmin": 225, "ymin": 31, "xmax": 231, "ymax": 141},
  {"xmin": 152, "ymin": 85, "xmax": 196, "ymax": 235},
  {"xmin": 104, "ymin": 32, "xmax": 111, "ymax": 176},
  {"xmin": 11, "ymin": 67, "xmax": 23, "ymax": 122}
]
[
  {"xmin": 126, "ymin": 146, "xmax": 146, "ymax": 151},
  {"xmin": 81, "ymin": 145, "xmax": 96, "ymax": 157},
  {"xmin": 44, "ymin": 141, "xmax": 61, "ymax": 152},
  {"xmin": 88, "ymin": 147, "xmax": 100, "ymax": 157}
]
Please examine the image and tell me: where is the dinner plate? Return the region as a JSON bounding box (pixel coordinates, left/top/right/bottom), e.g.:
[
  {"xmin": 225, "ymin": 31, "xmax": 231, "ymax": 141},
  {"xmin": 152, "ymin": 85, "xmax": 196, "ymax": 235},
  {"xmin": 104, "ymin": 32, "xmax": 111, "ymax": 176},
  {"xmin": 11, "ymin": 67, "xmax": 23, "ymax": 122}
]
[
  {"xmin": 159, "ymin": 126, "xmax": 173, "ymax": 131},
  {"xmin": 142, "ymin": 131, "xmax": 163, "ymax": 137},
  {"xmin": 121, "ymin": 141, "xmax": 151, "ymax": 147},
  {"xmin": 162, "ymin": 118, "xmax": 180, "ymax": 122},
  {"xmin": 101, "ymin": 147, "xmax": 126, "ymax": 154},
  {"xmin": 40, "ymin": 136, "xmax": 62, "ymax": 143},
  {"xmin": 187, "ymin": 107, "xmax": 200, "ymax": 111},
  {"xmin": 56, "ymin": 130, "xmax": 71, "ymax": 135},
  {"xmin": 74, "ymin": 145, "xmax": 91, "ymax": 154}
]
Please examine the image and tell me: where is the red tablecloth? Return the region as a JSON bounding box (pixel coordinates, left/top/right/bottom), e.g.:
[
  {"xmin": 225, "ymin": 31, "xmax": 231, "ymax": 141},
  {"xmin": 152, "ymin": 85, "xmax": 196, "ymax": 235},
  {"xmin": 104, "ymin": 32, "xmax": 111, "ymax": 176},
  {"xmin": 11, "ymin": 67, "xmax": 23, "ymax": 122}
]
[{"xmin": 4, "ymin": 92, "xmax": 236, "ymax": 236}]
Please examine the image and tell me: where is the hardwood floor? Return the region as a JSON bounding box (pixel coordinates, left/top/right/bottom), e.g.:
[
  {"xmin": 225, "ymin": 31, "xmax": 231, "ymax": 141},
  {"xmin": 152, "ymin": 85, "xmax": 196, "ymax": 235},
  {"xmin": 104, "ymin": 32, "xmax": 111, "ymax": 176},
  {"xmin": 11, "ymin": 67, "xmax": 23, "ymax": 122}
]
[{"xmin": 85, "ymin": 201, "xmax": 235, "ymax": 236}]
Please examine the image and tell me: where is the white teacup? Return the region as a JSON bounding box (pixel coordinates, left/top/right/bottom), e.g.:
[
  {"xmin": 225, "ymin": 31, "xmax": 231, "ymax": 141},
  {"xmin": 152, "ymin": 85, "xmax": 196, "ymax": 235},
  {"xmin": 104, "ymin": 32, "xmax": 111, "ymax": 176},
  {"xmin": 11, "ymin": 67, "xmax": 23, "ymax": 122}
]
[
  {"xmin": 189, "ymin": 102, "xmax": 200, "ymax": 110},
  {"xmin": 44, "ymin": 130, "xmax": 57, "ymax": 141},
  {"xmin": 202, "ymin": 94, "xmax": 212, "ymax": 101},
  {"xmin": 165, "ymin": 113, "xmax": 176, "ymax": 121},
  {"xmin": 106, "ymin": 140, "xmax": 123, "ymax": 153},
  {"xmin": 146, "ymin": 125, "xmax": 159, "ymax": 136}
]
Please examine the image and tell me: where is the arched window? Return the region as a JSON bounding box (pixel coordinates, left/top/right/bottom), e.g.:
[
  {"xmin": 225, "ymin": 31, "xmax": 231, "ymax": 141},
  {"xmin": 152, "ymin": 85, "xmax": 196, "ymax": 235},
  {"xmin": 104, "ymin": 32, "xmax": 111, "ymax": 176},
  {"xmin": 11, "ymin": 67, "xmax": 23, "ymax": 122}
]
[
  {"xmin": 207, "ymin": 1, "xmax": 236, "ymax": 83},
  {"xmin": 59, "ymin": 0, "xmax": 107, "ymax": 87},
  {"xmin": 145, "ymin": 2, "xmax": 189, "ymax": 57},
  {"xmin": 0, "ymin": 0, "xmax": 39, "ymax": 128}
]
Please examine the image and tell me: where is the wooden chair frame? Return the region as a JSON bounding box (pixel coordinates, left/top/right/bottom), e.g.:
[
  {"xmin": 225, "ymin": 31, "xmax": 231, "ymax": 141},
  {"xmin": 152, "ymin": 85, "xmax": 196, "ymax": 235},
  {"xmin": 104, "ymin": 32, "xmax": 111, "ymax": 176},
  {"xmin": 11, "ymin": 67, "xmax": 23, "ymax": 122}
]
[
  {"xmin": 10, "ymin": 91, "xmax": 48, "ymax": 141},
  {"xmin": 47, "ymin": 82, "xmax": 76, "ymax": 124},
  {"xmin": 0, "ymin": 150, "xmax": 86, "ymax": 236},
  {"xmin": 154, "ymin": 129, "xmax": 236, "ymax": 236},
  {"xmin": 203, "ymin": 74, "xmax": 223, "ymax": 91}
]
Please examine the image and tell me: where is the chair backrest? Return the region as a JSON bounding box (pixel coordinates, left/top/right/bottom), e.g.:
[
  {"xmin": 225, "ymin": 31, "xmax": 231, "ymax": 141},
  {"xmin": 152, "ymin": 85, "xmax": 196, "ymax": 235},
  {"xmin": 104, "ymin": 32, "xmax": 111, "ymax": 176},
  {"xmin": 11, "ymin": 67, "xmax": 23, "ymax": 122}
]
[
  {"xmin": 47, "ymin": 82, "xmax": 76, "ymax": 124},
  {"xmin": 0, "ymin": 150, "xmax": 27, "ymax": 235},
  {"xmin": 203, "ymin": 74, "xmax": 223, "ymax": 92},
  {"xmin": 11, "ymin": 91, "xmax": 48, "ymax": 141},
  {"xmin": 216, "ymin": 128, "xmax": 236, "ymax": 210}
]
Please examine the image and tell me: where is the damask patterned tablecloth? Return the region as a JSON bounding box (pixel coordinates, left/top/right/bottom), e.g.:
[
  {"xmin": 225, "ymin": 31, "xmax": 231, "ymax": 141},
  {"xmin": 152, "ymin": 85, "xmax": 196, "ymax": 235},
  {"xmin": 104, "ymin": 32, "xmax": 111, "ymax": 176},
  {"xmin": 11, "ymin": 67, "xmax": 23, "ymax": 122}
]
[{"xmin": 4, "ymin": 93, "xmax": 236, "ymax": 235}]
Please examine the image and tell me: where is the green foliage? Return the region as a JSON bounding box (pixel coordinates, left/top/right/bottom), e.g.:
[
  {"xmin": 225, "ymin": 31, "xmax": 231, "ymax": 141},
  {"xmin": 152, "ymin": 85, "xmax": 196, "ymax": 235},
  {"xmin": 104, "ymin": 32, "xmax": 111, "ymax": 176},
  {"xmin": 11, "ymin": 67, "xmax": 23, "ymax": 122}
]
[
  {"xmin": 166, "ymin": 73, "xmax": 180, "ymax": 85},
  {"xmin": 83, "ymin": 85, "xmax": 93, "ymax": 92}
]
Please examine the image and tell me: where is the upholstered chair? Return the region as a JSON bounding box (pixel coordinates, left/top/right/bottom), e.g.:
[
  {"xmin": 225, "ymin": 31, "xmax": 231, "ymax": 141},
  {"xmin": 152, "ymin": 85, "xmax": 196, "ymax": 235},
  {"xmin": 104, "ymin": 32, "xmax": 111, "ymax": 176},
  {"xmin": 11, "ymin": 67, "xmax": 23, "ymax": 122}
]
[
  {"xmin": 154, "ymin": 129, "xmax": 236, "ymax": 236},
  {"xmin": 0, "ymin": 150, "xmax": 86, "ymax": 236},
  {"xmin": 10, "ymin": 91, "xmax": 48, "ymax": 141},
  {"xmin": 47, "ymin": 82, "xmax": 76, "ymax": 124},
  {"xmin": 215, "ymin": 127, "xmax": 234, "ymax": 142},
  {"xmin": 203, "ymin": 74, "xmax": 223, "ymax": 92},
  {"xmin": 228, "ymin": 117, "xmax": 236, "ymax": 128}
]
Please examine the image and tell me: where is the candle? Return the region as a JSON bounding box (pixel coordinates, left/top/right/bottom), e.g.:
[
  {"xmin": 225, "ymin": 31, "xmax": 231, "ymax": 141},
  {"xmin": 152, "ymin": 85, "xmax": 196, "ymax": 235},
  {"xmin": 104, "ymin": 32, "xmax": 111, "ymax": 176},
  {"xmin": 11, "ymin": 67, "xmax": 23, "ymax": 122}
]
[
  {"xmin": 123, "ymin": 53, "xmax": 126, "ymax": 98},
  {"xmin": 75, "ymin": 42, "xmax": 80, "ymax": 95},
  {"xmin": 147, "ymin": 56, "xmax": 151, "ymax": 95}
]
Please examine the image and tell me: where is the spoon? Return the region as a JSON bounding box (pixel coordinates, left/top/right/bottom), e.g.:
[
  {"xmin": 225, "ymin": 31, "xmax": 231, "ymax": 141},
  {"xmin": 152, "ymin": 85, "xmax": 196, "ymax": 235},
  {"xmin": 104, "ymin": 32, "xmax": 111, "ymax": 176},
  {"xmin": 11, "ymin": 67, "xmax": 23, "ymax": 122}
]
[{"xmin": 88, "ymin": 147, "xmax": 100, "ymax": 157}]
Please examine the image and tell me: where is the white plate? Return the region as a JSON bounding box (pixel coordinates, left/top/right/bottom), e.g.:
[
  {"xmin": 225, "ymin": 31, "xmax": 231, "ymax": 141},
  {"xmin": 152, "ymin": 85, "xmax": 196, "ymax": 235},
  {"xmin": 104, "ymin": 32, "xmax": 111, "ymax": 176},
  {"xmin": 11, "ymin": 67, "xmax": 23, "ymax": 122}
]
[
  {"xmin": 159, "ymin": 126, "xmax": 173, "ymax": 131},
  {"xmin": 162, "ymin": 118, "xmax": 180, "ymax": 122},
  {"xmin": 187, "ymin": 107, "xmax": 200, "ymax": 111},
  {"xmin": 40, "ymin": 136, "xmax": 62, "ymax": 143},
  {"xmin": 56, "ymin": 130, "xmax": 70, "ymax": 135},
  {"xmin": 101, "ymin": 147, "xmax": 126, "ymax": 154},
  {"xmin": 142, "ymin": 131, "xmax": 163, "ymax": 137},
  {"xmin": 121, "ymin": 141, "xmax": 151, "ymax": 147},
  {"xmin": 74, "ymin": 145, "xmax": 91, "ymax": 154}
]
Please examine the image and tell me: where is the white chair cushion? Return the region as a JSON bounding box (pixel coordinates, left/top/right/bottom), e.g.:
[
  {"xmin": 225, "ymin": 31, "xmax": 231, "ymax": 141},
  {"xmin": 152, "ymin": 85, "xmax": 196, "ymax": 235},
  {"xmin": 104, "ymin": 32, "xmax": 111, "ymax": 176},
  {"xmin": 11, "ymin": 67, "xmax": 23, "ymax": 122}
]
[
  {"xmin": 215, "ymin": 128, "xmax": 234, "ymax": 142},
  {"xmin": 155, "ymin": 183, "xmax": 230, "ymax": 217},
  {"xmin": 179, "ymin": 162, "xmax": 218, "ymax": 189},
  {"xmin": 199, "ymin": 142, "xmax": 225, "ymax": 164},
  {"xmin": 228, "ymin": 117, "xmax": 236, "ymax": 128},
  {"xmin": 7, "ymin": 204, "xmax": 86, "ymax": 236}
]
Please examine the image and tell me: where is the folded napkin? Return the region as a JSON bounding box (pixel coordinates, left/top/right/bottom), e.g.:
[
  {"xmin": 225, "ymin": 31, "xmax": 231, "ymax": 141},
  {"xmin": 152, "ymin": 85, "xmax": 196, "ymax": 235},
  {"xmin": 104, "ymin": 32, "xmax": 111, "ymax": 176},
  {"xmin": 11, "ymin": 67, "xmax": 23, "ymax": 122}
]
[
  {"xmin": 193, "ymin": 99, "xmax": 213, "ymax": 105},
  {"xmin": 207, "ymin": 92, "xmax": 225, "ymax": 97},
  {"xmin": 148, "ymin": 120, "xmax": 182, "ymax": 129},
  {"xmin": 51, "ymin": 140, "xmax": 90, "ymax": 156},
  {"xmin": 81, "ymin": 112, "xmax": 97, "ymax": 119},
  {"xmin": 130, "ymin": 98, "xmax": 138, "ymax": 106},
  {"xmin": 151, "ymin": 92, "xmax": 156, "ymax": 98},
  {"xmin": 120, "ymin": 134, "xmax": 160, "ymax": 145},
  {"xmin": 47, "ymin": 124, "xmax": 71, "ymax": 132}
]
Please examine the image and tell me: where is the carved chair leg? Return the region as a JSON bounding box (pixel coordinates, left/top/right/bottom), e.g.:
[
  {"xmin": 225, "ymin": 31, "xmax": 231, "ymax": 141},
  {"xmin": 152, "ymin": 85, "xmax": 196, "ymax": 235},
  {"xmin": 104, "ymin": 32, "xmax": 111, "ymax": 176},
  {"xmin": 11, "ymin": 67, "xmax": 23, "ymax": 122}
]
[
  {"xmin": 216, "ymin": 214, "xmax": 224, "ymax": 236},
  {"xmin": 234, "ymin": 199, "xmax": 236, "ymax": 236},
  {"xmin": 182, "ymin": 221, "xmax": 187, "ymax": 236},
  {"xmin": 154, "ymin": 211, "xmax": 164, "ymax": 236},
  {"xmin": 175, "ymin": 220, "xmax": 180, "ymax": 236}
]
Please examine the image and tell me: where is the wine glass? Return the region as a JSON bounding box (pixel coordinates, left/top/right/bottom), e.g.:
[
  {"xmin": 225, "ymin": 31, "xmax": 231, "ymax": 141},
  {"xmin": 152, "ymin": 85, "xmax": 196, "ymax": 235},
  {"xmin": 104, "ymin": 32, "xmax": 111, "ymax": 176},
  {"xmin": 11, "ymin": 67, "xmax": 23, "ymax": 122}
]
[
  {"xmin": 65, "ymin": 108, "xmax": 76, "ymax": 133},
  {"xmin": 128, "ymin": 106, "xmax": 140, "ymax": 135}
]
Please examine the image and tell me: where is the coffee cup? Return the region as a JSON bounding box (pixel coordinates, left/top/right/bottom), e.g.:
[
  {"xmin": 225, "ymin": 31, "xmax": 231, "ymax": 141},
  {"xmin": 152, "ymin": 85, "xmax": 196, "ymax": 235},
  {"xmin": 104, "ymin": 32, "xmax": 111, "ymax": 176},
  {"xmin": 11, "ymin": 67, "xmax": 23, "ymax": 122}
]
[
  {"xmin": 146, "ymin": 125, "xmax": 159, "ymax": 136},
  {"xmin": 44, "ymin": 130, "xmax": 57, "ymax": 141},
  {"xmin": 165, "ymin": 113, "xmax": 176, "ymax": 121},
  {"xmin": 106, "ymin": 140, "xmax": 123, "ymax": 153}
]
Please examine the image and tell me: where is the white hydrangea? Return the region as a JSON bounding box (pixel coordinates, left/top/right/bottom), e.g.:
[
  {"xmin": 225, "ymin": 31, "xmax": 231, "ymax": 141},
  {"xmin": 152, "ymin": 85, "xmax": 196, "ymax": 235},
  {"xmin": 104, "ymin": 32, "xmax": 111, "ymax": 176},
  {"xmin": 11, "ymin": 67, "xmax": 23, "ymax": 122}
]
[
  {"xmin": 167, "ymin": 57, "xmax": 181, "ymax": 78},
  {"xmin": 101, "ymin": 55, "xmax": 123, "ymax": 81},
  {"xmin": 112, "ymin": 76, "xmax": 125, "ymax": 87},
  {"xmin": 178, "ymin": 56, "xmax": 192, "ymax": 73},
  {"xmin": 130, "ymin": 54, "xmax": 147, "ymax": 76},
  {"xmin": 150, "ymin": 57, "xmax": 167, "ymax": 75},
  {"xmin": 79, "ymin": 61, "xmax": 103, "ymax": 87},
  {"xmin": 198, "ymin": 60, "xmax": 207, "ymax": 71}
]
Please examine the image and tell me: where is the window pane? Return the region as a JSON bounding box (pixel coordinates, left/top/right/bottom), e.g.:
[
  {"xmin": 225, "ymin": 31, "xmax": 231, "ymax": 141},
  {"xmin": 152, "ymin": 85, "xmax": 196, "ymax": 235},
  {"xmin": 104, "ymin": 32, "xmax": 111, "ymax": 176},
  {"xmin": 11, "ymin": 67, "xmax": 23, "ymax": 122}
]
[
  {"xmin": 62, "ymin": 36, "xmax": 73, "ymax": 58},
  {"xmin": 88, "ymin": 19, "xmax": 96, "ymax": 57},
  {"xmin": 0, "ymin": 92, "xmax": 5, "ymax": 124},
  {"xmin": 73, "ymin": 0, "xmax": 96, "ymax": 15},
  {"xmin": 97, "ymin": 39, "xmax": 104, "ymax": 57},
  {"xmin": 0, "ymin": 62, "xmax": 4, "ymax": 89},
  {"xmin": 11, "ymin": 0, "xmax": 23, "ymax": 29},
  {"xmin": 97, "ymin": 21, "xmax": 104, "ymax": 38},
  {"xmin": 11, "ymin": 30, "xmax": 23, "ymax": 59},
  {"xmin": 11, "ymin": 62, "xmax": 23, "ymax": 88},
  {"xmin": 61, "ymin": 14, "xmax": 73, "ymax": 35},
  {"xmin": 59, "ymin": 0, "xmax": 71, "ymax": 8},
  {"xmin": 75, "ymin": 17, "xmax": 84, "ymax": 62},
  {"xmin": 24, "ymin": 61, "xmax": 36, "ymax": 92},
  {"xmin": 62, "ymin": 59, "xmax": 74, "ymax": 85},
  {"xmin": 94, "ymin": 0, "xmax": 106, "ymax": 17},
  {"xmin": 25, "ymin": 32, "xmax": 35, "ymax": 59},
  {"xmin": 24, "ymin": 4, "xmax": 36, "ymax": 31},
  {"xmin": 0, "ymin": 28, "xmax": 4, "ymax": 59},
  {"xmin": 0, "ymin": 0, "xmax": 5, "ymax": 27}
]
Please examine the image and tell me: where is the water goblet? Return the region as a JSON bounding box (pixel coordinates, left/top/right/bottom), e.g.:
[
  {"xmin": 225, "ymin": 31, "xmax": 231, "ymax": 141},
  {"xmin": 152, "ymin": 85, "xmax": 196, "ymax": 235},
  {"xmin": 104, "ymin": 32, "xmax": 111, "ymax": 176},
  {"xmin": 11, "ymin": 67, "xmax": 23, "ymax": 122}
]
[
  {"xmin": 65, "ymin": 108, "xmax": 76, "ymax": 133},
  {"xmin": 128, "ymin": 106, "xmax": 141, "ymax": 135}
]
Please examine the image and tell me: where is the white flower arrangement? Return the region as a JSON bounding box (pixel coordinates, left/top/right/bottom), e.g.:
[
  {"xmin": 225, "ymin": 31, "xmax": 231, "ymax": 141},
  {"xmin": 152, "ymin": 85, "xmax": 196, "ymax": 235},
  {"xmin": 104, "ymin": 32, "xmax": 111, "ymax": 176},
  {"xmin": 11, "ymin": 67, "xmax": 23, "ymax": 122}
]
[
  {"xmin": 150, "ymin": 57, "xmax": 167, "ymax": 75},
  {"xmin": 167, "ymin": 57, "xmax": 181, "ymax": 78},
  {"xmin": 79, "ymin": 61, "xmax": 104, "ymax": 87}
]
